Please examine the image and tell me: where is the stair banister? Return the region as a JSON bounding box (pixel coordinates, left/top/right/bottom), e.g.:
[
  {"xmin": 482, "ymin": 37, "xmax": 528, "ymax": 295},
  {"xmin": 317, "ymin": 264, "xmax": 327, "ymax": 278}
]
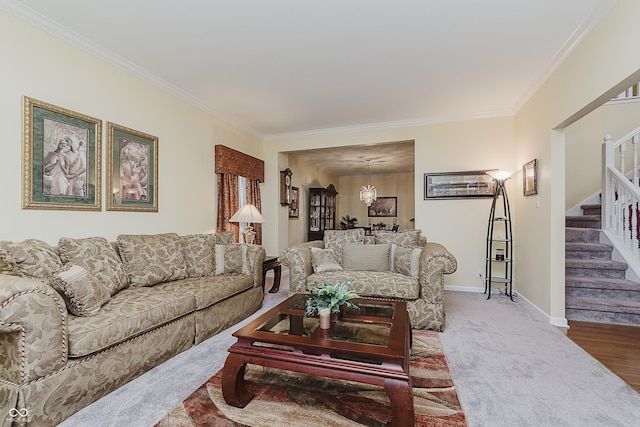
[{"xmin": 602, "ymin": 129, "xmax": 640, "ymax": 278}]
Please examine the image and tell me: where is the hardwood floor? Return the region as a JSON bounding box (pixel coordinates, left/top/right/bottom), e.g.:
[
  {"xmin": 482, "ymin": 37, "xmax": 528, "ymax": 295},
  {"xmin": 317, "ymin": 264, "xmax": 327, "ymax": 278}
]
[{"xmin": 566, "ymin": 321, "xmax": 640, "ymax": 393}]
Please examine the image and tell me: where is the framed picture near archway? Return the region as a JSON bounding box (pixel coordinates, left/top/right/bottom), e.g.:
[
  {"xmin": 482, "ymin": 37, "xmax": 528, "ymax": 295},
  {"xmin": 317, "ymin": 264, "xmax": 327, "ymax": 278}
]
[
  {"xmin": 106, "ymin": 122, "xmax": 158, "ymax": 212},
  {"xmin": 523, "ymin": 159, "xmax": 538, "ymax": 196},
  {"xmin": 288, "ymin": 186, "xmax": 299, "ymax": 218},
  {"xmin": 22, "ymin": 96, "xmax": 102, "ymax": 211}
]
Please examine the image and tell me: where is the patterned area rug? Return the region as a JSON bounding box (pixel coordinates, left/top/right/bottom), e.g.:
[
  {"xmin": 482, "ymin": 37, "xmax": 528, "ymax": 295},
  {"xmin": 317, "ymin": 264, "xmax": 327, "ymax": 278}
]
[{"xmin": 155, "ymin": 331, "xmax": 467, "ymax": 426}]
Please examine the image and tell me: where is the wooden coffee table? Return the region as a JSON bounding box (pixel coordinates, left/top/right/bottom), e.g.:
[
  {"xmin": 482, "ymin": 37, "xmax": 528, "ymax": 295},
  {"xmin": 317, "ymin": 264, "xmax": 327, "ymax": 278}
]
[{"xmin": 221, "ymin": 294, "xmax": 413, "ymax": 426}]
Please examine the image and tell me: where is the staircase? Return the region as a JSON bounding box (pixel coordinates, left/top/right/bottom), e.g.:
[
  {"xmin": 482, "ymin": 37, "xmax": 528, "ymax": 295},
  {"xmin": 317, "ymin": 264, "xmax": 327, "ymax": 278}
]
[{"xmin": 565, "ymin": 204, "xmax": 640, "ymax": 326}]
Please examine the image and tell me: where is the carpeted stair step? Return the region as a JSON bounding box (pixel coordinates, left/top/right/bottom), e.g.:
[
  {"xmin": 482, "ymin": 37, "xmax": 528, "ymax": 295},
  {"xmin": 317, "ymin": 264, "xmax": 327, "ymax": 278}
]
[
  {"xmin": 566, "ymin": 276, "xmax": 640, "ymax": 300},
  {"xmin": 566, "ymin": 215, "xmax": 601, "ymax": 229},
  {"xmin": 566, "ymin": 296, "xmax": 640, "ymax": 326},
  {"xmin": 581, "ymin": 204, "xmax": 601, "ymax": 216},
  {"xmin": 565, "ymin": 259, "xmax": 628, "ymax": 279},
  {"xmin": 565, "ymin": 242, "xmax": 613, "ymax": 260},
  {"xmin": 565, "ymin": 227, "xmax": 599, "ymax": 243}
]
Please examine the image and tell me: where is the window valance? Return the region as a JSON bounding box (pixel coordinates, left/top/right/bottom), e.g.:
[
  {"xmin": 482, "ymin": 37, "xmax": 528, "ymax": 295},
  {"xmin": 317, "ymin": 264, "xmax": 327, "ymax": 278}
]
[{"xmin": 215, "ymin": 145, "xmax": 264, "ymax": 182}]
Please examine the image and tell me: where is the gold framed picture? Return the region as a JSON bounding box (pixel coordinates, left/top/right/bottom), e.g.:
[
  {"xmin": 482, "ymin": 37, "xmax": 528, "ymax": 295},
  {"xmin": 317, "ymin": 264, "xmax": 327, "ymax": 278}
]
[
  {"xmin": 22, "ymin": 96, "xmax": 102, "ymax": 211},
  {"xmin": 106, "ymin": 122, "xmax": 158, "ymax": 212}
]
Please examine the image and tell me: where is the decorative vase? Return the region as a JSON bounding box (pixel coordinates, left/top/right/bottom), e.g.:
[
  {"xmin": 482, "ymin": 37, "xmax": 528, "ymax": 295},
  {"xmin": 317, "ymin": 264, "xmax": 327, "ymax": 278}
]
[{"xmin": 319, "ymin": 308, "xmax": 331, "ymax": 329}]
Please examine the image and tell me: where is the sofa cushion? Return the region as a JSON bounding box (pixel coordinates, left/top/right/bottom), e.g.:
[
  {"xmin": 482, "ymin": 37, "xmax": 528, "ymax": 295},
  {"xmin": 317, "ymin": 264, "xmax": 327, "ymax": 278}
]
[
  {"xmin": 373, "ymin": 230, "xmax": 422, "ymax": 248},
  {"xmin": 49, "ymin": 264, "xmax": 111, "ymax": 316},
  {"xmin": 58, "ymin": 236, "xmax": 129, "ymax": 295},
  {"xmin": 157, "ymin": 275, "xmax": 254, "ymax": 310},
  {"xmin": 215, "ymin": 231, "xmax": 235, "ymax": 245},
  {"xmin": 307, "ymin": 270, "xmax": 419, "ymax": 300},
  {"xmin": 310, "ymin": 247, "xmax": 343, "ymax": 273},
  {"xmin": 390, "ymin": 244, "xmax": 422, "ymax": 278},
  {"xmin": 341, "ymin": 244, "xmax": 390, "ymax": 271},
  {"xmin": 323, "ymin": 229, "xmax": 365, "ymax": 263},
  {"xmin": 117, "ymin": 233, "xmax": 188, "ymax": 286},
  {"xmin": 67, "ymin": 285, "xmax": 196, "ymax": 357},
  {"xmin": 0, "ymin": 239, "xmax": 62, "ymax": 279},
  {"xmin": 214, "ymin": 244, "xmax": 249, "ymax": 275},
  {"xmin": 180, "ymin": 234, "xmax": 215, "ymax": 277}
]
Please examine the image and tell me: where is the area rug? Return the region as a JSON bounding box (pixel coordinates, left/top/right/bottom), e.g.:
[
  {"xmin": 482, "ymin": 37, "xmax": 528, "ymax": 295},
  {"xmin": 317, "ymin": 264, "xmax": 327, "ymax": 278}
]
[{"xmin": 154, "ymin": 331, "xmax": 467, "ymax": 426}]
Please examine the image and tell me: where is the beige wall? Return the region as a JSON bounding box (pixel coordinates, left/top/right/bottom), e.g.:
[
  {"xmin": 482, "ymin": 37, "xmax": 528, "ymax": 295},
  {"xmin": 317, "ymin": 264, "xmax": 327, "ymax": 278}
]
[
  {"xmin": 338, "ymin": 173, "xmax": 414, "ymax": 231},
  {"xmin": 0, "ymin": 11, "xmax": 262, "ymax": 245},
  {"xmin": 514, "ymin": 0, "xmax": 640, "ymax": 322},
  {"xmin": 565, "ymin": 101, "xmax": 640, "ymax": 211}
]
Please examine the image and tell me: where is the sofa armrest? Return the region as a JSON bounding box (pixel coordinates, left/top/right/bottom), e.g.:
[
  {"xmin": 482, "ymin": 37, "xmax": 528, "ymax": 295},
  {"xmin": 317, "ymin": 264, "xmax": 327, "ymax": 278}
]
[
  {"xmin": 280, "ymin": 241, "xmax": 324, "ymax": 295},
  {"xmin": 418, "ymin": 242, "xmax": 457, "ymax": 302},
  {"xmin": 246, "ymin": 245, "xmax": 266, "ymax": 289},
  {"xmin": 0, "ymin": 275, "xmax": 68, "ymax": 384}
]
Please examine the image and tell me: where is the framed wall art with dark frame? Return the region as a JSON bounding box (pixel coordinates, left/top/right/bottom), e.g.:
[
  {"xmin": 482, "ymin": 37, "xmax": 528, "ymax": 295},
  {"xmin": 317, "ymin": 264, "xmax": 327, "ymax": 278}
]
[
  {"xmin": 523, "ymin": 159, "xmax": 538, "ymax": 196},
  {"xmin": 368, "ymin": 196, "xmax": 397, "ymax": 217},
  {"xmin": 106, "ymin": 122, "xmax": 158, "ymax": 212},
  {"xmin": 288, "ymin": 186, "xmax": 299, "ymax": 219},
  {"xmin": 22, "ymin": 96, "xmax": 102, "ymax": 211},
  {"xmin": 424, "ymin": 170, "xmax": 496, "ymax": 199}
]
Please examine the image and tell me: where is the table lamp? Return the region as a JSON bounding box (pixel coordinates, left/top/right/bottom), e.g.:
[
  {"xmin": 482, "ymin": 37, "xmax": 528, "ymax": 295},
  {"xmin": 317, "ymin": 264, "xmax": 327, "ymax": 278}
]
[{"xmin": 229, "ymin": 204, "xmax": 264, "ymax": 244}]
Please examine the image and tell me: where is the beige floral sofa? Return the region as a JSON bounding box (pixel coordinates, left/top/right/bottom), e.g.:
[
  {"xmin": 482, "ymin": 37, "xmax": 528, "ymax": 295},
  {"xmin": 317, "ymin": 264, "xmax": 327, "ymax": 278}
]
[
  {"xmin": 281, "ymin": 229, "xmax": 456, "ymax": 331},
  {"xmin": 0, "ymin": 232, "xmax": 265, "ymax": 427}
]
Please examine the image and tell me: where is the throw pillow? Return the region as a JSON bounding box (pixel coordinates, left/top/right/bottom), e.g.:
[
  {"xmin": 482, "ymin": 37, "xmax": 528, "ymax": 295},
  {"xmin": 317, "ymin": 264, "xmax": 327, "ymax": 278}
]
[
  {"xmin": 390, "ymin": 244, "xmax": 422, "ymax": 278},
  {"xmin": 310, "ymin": 247, "xmax": 343, "ymax": 273},
  {"xmin": 0, "ymin": 239, "xmax": 62, "ymax": 279},
  {"xmin": 323, "ymin": 229, "xmax": 365, "ymax": 264},
  {"xmin": 214, "ymin": 244, "xmax": 249, "ymax": 275},
  {"xmin": 341, "ymin": 244, "xmax": 390, "ymax": 271},
  {"xmin": 373, "ymin": 230, "xmax": 422, "ymax": 248},
  {"xmin": 215, "ymin": 231, "xmax": 235, "ymax": 245},
  {"xmin": 117, "ymin": 233, "xmax": 188, "ymax": 286},
  {"xmin": 58, "ymin": 236, "xmax": 129, "ymax": 296},
  {"xmin": 179, "ymin": 234, "xmax": 215, "ymax": 277},
  {"xmin": 49, "ymin": 264, "xmax": 111, "ymax": 316}
]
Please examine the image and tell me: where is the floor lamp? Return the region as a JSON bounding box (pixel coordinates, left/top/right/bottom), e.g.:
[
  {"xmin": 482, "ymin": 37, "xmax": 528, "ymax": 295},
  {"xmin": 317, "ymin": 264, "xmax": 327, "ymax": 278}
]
[
  {"xmin": 485, "ymin": 170, "xmax": 515, "ymax": 300},
  {"xmin": 229, "ymin": 204, "xmax": 264, "ymax": 244}
]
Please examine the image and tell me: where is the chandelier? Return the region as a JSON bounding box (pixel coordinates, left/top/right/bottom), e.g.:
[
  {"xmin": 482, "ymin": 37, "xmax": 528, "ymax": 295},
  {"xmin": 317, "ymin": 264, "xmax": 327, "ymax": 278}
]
[{"xmin": 359, "ymin": 160, "xmax": 377, "ymax": 206}]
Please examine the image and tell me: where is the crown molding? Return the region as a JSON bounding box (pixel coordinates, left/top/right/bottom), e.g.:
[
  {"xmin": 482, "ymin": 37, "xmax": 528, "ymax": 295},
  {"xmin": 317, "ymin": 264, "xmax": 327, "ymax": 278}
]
[
  {"xmin": 263, "ymin": 109, "xmax": 514, "ymax": 141},
  {"xmin": 0, "ymin": 0, "xmax": 263, "ymax": 139}
]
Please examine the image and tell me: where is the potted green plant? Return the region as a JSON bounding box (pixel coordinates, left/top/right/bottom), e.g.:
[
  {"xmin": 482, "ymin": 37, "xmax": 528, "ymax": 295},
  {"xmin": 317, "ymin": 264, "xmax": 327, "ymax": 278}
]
[
  {"xmin": 305, "ymin": 280, "xmax": 359, "ymax": 316},
  {"xmin": 339, "ymin": 214, "xmax": 358, "ymax": 229}
]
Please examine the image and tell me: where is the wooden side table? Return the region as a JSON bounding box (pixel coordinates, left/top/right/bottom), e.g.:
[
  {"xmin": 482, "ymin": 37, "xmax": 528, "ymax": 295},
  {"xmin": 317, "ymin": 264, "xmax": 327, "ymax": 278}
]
[{"xmin": 262, "ymin": 256, "xmax": 281, "ymax": 293}]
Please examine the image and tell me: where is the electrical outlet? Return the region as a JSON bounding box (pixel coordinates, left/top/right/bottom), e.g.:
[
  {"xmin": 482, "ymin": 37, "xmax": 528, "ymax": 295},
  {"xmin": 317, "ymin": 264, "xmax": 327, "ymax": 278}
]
[{"xmin": 477, "ymin": 270, "xmax": 483, "ymax": 278}]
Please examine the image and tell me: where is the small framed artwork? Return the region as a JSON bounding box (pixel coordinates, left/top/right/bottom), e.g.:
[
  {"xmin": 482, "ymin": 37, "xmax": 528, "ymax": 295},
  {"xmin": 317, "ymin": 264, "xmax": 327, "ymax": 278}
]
[
  {"xmin": 368, "ymin": 196, "xmax": 397, "ymax": 217},
  {"xmin": 523, "ymin": 159, "xmax": 538, "ymax": 196},
  {"xmin": 424, "ymin": 170, "xmax": 496, "ymax": 199},
  {"xmin": 106, "ymin": 122, "xmax": 158, "ymax": 212},
  {"xmin": 288, "ymin": 186, "xmax": 299, "ymax": 218},
  {"xmin": 22, "ymin": 96, "xmax": 102, "ymax": 210}
]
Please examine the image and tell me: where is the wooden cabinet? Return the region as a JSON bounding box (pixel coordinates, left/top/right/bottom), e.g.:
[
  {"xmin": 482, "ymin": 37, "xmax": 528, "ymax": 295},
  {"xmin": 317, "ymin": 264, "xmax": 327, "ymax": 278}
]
[{"xmin": 308, "ymin": 184, "xmax": 338, "ymax": 241}]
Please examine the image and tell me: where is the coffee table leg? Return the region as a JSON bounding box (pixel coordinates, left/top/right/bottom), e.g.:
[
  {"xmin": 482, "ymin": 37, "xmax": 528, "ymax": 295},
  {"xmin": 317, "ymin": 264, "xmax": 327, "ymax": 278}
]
[
  {"xmin": 384, "ymin": 377, "xmax": 414, "ymax": 427},
  {"xmin": 221, "ymin": 354, "xmax": 254, "ymax": 408},
  {"xmin": 268, "ymin": 263, "xmax": 281, "ymax": 293}
]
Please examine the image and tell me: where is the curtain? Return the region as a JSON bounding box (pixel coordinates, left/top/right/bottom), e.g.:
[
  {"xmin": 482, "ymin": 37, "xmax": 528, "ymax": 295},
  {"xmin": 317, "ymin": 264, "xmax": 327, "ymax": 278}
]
[
  {"xmin": 246, "ymin": 178, "xmax": 262, "ymax": 245},
  {"xmin": 217, "ymin": 173, "xmax": 240, "ymax": 242}
]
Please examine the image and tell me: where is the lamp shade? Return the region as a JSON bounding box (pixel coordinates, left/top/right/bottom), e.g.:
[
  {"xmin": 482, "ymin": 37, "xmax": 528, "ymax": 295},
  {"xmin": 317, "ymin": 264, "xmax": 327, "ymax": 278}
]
[
  {"xmin": 487, "ymin": 170, "xmax": 515, "ymax": 182},
  {"xmin": 229, "ymin": 204, "xmax": 265, "ymax": 224}
]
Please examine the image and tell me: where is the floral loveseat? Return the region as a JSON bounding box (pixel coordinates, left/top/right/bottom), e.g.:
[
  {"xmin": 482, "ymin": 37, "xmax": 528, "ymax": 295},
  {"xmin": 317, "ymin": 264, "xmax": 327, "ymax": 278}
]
[
  {"xmin": 0, "ymin": 232, "xmax": 265, "ymax": 427},
  {"xmin": 281, "ymin": 229, "xmax": 456, "ymax": 331}
]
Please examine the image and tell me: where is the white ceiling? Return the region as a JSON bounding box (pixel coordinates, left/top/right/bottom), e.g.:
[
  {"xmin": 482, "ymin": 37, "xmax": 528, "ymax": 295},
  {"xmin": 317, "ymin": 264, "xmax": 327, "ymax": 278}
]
[{"xmin": 1, "ymin": 0, "xmax": 616, "ymax": 175}]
